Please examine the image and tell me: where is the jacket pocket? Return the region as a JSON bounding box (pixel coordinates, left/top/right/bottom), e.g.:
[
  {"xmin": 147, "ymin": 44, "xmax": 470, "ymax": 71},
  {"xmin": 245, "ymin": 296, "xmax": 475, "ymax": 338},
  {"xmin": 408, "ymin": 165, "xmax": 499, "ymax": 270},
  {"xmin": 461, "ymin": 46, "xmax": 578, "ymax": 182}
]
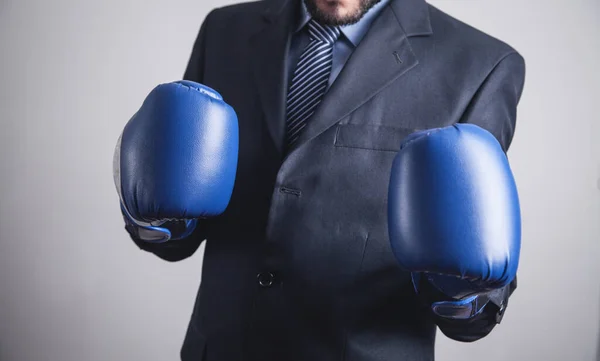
[
  {"xmin": 334, "ymin": 124, "xmax": 414, "ymax": 152},
  {"xmin": 180, "ymin": 323, "xmax": 207, "ymax": 361}
]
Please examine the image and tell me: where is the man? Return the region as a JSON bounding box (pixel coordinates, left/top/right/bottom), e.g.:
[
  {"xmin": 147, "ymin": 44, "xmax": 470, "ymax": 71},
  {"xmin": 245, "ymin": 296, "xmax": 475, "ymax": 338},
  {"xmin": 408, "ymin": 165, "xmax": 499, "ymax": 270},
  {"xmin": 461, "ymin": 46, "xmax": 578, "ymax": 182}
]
[{"xmin": 118, "ymin": 0, "xmax": 525, "ymax": 359}]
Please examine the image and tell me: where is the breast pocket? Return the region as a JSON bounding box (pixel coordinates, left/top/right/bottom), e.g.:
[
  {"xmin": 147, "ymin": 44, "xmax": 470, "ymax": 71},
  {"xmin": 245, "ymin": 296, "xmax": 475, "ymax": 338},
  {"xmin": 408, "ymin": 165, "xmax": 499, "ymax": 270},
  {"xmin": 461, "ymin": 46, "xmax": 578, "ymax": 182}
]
[{"xmin": 334, "ymin": 124, "xmax": 415, "ymax": 152}]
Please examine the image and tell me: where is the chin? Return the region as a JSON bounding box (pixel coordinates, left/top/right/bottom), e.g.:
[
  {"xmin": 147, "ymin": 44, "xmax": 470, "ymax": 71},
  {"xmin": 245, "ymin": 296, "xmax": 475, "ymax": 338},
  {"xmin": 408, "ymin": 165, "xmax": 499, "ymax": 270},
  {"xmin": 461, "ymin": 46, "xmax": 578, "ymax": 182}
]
[
  {"xmin": 306, "ymin": 0, "xmax": 379, "ymax": 26},
  {"xmin": 319, "ymin": 1, "xmax": 353, "ymax": 17}
]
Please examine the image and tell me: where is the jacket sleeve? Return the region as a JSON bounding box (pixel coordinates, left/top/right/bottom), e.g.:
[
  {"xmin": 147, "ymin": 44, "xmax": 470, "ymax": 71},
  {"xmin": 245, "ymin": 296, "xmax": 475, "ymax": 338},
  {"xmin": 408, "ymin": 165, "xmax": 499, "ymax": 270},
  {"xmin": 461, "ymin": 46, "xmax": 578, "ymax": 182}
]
[
  {"xmin": 183, "ymin": 9, "xmax": 215, "ymax": 83},
  {"xmin": 436, "ymin": 51, "xmax": 526, "ymax": 341},
  {"xmin": 459, "ymin": 51, "xmax": 526, "ymax": 152},
  {"xmin": 125, "ymin": 11, "xmax": 217, "ymax": 262}
]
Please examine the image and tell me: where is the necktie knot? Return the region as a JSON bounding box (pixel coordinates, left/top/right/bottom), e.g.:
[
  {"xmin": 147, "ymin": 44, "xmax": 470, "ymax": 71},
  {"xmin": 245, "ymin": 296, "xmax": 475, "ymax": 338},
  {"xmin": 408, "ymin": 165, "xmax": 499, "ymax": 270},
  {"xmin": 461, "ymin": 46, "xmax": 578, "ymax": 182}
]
[{"xmin": 307, "ymin": 20, "xmax": 340, "ymax": 44}]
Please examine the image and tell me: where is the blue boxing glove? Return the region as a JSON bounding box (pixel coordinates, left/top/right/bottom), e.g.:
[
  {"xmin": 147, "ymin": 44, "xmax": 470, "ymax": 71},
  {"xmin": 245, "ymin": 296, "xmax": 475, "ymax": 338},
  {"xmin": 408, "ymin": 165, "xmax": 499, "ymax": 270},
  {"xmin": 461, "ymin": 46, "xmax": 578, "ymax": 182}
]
[
  {"xmin": 113, "ymin": 80, "xmax": 238, "ymax": 243},
  {"xmin": 388, "ymin": 124, "xmax": 521, "ymax": 320}
]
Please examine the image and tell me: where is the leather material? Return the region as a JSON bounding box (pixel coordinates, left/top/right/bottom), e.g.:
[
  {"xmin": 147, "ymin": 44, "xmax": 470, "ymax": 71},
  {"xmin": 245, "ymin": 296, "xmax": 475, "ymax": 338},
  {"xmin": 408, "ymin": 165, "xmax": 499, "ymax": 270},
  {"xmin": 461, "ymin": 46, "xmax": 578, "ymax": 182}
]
[
  {"xmin": 431, "ymin": 294, "xmax": 487, "ymax": 319},
  {"xmin": 116, "ymin": 80, "xmax": 238, "ymax": 232},
  {"xmin": 388, "ymin": 124, "xmax": 521, "ymax": 293},
  {"xmin": 119, "ymin": 203, "xmax": 198, "ymax": 243},
  {"xmin": 138, "ymin": 0, "xmax": 527, "ymax": 356}
]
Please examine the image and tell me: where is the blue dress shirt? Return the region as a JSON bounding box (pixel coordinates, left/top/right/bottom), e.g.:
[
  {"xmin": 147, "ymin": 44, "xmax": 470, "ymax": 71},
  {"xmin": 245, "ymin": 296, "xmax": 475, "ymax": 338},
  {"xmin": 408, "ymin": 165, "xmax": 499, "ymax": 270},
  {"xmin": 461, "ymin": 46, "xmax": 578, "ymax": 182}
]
[{"xmin": 286, "ymin": 0, "xmax": 392, "ymax": 93}]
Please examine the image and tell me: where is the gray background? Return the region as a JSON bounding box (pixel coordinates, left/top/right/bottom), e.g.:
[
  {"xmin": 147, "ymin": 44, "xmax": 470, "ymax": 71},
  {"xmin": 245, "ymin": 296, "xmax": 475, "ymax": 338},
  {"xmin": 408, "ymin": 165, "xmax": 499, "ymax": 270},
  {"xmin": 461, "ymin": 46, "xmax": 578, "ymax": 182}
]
[{"xmin": 0, "ymin": 0, "xmax": 599, "ymax": 360}]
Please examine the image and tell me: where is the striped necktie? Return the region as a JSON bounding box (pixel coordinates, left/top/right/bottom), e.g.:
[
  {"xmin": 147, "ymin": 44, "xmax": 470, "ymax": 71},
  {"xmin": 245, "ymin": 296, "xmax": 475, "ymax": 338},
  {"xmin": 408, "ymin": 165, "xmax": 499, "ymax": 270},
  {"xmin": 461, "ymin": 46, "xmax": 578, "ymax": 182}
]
[{"xmin": 285, "ymin": 20, "xmax": 341, "ymax": 147}]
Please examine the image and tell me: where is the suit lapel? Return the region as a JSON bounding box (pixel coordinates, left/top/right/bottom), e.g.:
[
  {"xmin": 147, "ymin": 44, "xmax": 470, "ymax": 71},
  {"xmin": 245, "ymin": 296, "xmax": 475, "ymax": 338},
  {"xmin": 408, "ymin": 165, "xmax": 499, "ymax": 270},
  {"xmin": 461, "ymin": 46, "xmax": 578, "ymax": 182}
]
[
  {"xmin": 249, "ymin": 0, "xmax": 297, "ymax": 155},
  {"xmin": 288, "ymin": 0, "xmax": 433, "ymax": 154}
]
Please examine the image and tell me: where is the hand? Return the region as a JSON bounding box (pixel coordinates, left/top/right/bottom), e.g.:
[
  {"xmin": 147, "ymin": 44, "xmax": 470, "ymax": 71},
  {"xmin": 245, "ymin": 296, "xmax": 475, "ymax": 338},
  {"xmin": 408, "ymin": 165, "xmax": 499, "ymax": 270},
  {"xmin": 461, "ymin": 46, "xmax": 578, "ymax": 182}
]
[
  {"xmin": 113, "ymin": 80, "xmax": 239, "ymax": 242},
  {"xmin": 387, "ymin": 124, "xmax": 521, "ymax": 319}
]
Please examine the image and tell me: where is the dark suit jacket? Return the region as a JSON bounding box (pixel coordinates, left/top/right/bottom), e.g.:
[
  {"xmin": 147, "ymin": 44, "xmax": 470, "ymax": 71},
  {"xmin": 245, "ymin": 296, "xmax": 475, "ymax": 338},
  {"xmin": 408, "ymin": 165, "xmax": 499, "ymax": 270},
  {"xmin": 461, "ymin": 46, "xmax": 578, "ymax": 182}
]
[{"xmin": 128, "ymin": 0, "xmax": 526, "ymax": 359}]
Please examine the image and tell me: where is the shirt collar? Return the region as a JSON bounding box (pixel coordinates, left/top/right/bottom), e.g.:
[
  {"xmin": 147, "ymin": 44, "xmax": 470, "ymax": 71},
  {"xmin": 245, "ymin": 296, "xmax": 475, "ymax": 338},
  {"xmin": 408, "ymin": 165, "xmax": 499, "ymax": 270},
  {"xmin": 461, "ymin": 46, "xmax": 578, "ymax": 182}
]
[{"xmin": 295, "ymin": 0, "xmax": 391, "ymax": 47}]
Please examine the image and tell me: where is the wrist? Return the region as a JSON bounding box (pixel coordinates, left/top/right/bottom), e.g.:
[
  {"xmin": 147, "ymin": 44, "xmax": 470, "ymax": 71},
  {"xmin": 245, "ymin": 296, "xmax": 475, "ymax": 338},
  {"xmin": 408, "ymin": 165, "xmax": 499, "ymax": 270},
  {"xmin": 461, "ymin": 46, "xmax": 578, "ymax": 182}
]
[
  {"xmin": 412, "ymin": 273, "xmax": 501, "ymax": 321},
  {"xmin": 120, "ymin": 203, "xmax": 197, "ymax": 243}
]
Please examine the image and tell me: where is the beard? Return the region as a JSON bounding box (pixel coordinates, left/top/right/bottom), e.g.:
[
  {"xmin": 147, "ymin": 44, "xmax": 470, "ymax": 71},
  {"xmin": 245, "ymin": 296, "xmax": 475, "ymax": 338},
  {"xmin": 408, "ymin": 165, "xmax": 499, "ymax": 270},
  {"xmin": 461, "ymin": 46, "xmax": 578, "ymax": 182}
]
[{"xmin": 303, "ymin": 0, "xmax": 383, "ymax": 26}]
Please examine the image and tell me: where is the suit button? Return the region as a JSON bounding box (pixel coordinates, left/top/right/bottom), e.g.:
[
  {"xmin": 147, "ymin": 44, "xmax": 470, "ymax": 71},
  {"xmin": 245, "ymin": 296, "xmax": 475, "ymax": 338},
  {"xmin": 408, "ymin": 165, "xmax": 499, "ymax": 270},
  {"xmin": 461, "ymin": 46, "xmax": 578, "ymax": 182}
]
[{"xmin": 257, "ymin": 272, "xmax": 275, "ymax": 287}]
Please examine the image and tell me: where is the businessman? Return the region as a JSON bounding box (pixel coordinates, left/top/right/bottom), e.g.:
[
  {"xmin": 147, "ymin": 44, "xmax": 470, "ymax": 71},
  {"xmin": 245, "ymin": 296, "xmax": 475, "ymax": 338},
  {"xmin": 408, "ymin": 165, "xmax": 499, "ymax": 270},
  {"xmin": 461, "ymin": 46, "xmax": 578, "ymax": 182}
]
[{"xmin": 114, "ymin": 0, "xmax": 525, "ymax": 359}]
